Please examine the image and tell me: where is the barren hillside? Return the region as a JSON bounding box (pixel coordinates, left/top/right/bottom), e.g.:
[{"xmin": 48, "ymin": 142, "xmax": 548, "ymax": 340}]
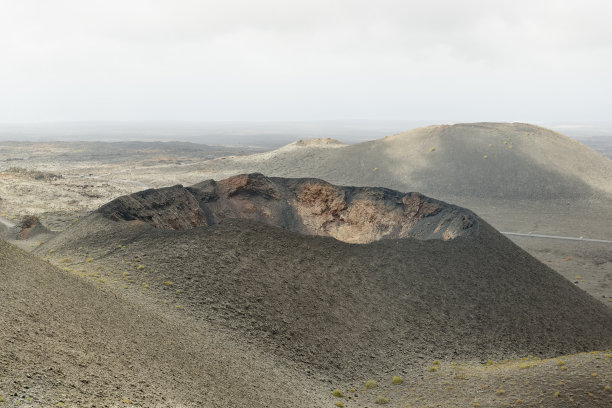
[
  {"xmin": 37, "ymin": 175, "xmax": 612, "ymax": 383},
  {"xmin": 198, "ymin": 123, "xmax": 612, "ymax": 203},
  {"xmin": 0, "ymin": 238, "xmax": 330, "ymax": 407}
]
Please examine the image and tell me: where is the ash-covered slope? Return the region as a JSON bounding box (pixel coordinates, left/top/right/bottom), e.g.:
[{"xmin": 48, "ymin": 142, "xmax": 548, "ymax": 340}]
[
  {"xmin": 39, "ymin": 175, "xmax": 612, "ymax": 381},
  {"xmin": 202, "ymin": 123, "xmax": 612, "ymax": 202},
  {"xmin": 97, "ymin": 173, "xmax": 478, "ymax": 243},
  {"xmin": 0, "ymin": 239, "xmax": 329, "ymax": 407}
]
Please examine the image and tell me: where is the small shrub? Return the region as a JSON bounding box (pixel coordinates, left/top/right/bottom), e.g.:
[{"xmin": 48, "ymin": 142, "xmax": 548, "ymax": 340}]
[
  {"xmin": 604, "ymin": 384, "xmax": 611, "ymax": 392},
  {"xmin": 365, "ymin": 380, "xmax": 378, "ymax": 389},
  {"xmin": 429, "ymin": 366, "xmax": 438, "ymax": 372},
  {"xmin": 332, "ymin": 389, "xmax": 344, "ymax": 398},
  {"xmin": 554, "ymin": 391, "xmax": 560, "ymax": 398},
  {"xmin": 496, "ymin": 389, "xmax": 505, "ymax": 395},
  {"xmin": 430, "ymin": 147, "xmax": 436, "ymax": 152},
  {"xmin": 60, "ymin": 258, "xmax": 72, "ymax": 264},
  {"xmin": 137, "ymin": 265, "xmax": 145, "ymax": 270},
  {"xmin": 335, "ymin": 402, "xmax": 344, "ymax": 408},
  {"xmin": 374, "ymin": 396, "xmax": 389, "ymax": 404},
  {"xmin": 392, "ymin": 376, "xmax": 403, "ymax": 385}
]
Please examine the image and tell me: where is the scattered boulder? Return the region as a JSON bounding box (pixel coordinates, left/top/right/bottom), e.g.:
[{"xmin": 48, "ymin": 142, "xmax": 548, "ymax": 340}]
[{"xmin": 16, "ymin": 215, "xmax": 48, "ymax": 240}]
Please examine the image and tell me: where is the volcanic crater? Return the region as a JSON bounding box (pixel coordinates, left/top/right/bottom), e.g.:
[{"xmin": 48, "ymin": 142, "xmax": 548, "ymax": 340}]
[
  {"xmin": 36, "ymin": 173, "xmax": 612, "ymax": 383},
  {"xmin": 97, "ymin": 173, "xmax": 478, "ymax": 244}
]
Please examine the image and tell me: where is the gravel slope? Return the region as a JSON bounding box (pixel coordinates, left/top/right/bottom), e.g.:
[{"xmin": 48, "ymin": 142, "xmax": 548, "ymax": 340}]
[
  {"xmin": 37, "ymin": 205, "xmax": 612, "ymax": 382},
  {"xmin": 0, "ymin": 239, "xmax": 331, "ymax": 407}
]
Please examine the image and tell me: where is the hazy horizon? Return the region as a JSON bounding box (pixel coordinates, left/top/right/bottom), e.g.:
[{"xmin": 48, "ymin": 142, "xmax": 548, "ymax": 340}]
[{"xmin": 1, "ymin": 120, "xmax": 612, "ymax": 153}]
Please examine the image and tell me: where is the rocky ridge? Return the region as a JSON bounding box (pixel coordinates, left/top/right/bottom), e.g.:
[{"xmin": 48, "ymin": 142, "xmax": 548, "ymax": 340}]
[{"xmin": 97, "ymin": 173, "xmax": 478, "ymax": 244}]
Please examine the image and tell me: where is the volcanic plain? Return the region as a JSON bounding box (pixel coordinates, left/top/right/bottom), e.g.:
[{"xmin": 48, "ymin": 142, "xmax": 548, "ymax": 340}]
[{"xmin": 1, "ymin": 123, "xmax": 612, "ymax": 407}]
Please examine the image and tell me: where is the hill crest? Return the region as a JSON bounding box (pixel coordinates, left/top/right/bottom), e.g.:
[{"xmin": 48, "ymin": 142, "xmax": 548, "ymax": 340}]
[
  {"xmin": 97, "ymin": 173, "xmax": 478, "ymax": 244},
  {"xmin": 203, "ymin": 122, "xmax": 612, "ymax": 202}
]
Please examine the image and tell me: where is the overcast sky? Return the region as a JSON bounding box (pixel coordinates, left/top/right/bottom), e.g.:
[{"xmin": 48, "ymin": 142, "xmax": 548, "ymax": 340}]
[{"xmin": 1, "ymin": 0, "xmax": 611, "ymax": 123}]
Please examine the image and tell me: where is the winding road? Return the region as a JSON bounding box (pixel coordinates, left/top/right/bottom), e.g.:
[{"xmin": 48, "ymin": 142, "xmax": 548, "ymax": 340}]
[{"xmin": 501, "ymin": 231, "xmax": 612, "ymax": 244}]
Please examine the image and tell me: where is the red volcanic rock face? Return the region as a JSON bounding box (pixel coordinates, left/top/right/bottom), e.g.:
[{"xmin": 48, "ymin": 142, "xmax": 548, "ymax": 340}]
[
  {"xmin": 98, "ymin": 173, "xmax": 478, "ymax": 243},
  {"xmin": 217, "ymin": 173, "xmax": 282, "ymax": 200}
]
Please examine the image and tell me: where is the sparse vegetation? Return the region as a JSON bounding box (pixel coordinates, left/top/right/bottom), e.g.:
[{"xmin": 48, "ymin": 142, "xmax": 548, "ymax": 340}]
[
  {"xmin": 374, "ymin": 396, "xmax": 389, "ymax": 404},
  {"xmin": 332, "ymin": 389, "xmax": 344, "ymax": 398},
  {"xmin": 5, "ymin": 166, "xmax": 61, "ymax": 181},
  {"xmin": 392, "ymin": 375, "xmax": 403, "ymax": 385},
  {"xmin": 365, "ymin": 380, "xmax": 378, "ymax": 389}
]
